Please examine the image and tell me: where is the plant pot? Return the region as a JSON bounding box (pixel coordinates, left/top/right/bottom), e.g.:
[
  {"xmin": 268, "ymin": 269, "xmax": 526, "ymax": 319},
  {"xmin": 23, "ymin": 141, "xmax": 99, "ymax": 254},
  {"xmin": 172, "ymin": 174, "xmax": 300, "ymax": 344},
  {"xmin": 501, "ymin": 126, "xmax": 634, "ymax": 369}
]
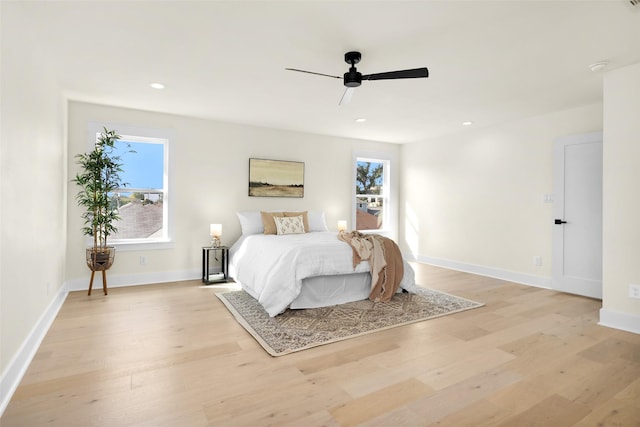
[{"xmin": 86, "ymin": 247, "xmax": 115, "ymax": 271}]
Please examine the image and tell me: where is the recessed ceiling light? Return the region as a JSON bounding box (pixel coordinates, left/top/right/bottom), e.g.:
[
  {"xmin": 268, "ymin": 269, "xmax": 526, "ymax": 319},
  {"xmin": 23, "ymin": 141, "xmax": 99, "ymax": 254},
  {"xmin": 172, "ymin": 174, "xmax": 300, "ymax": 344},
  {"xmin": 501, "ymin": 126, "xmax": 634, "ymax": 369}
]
[
  {"xmin": 462, "ymin": 121, "xmax": 473, "ymax": 126},
  {"xmin": 150, "ymin": 82, "xmax": 165, "ymax": 89},
  {"xmin": 355, "ymin": 118, "xmax": 367, "ymax": 123},
  {"xmin": 588, "ymin": 61, "xmax": 609, "ymax": 72}
]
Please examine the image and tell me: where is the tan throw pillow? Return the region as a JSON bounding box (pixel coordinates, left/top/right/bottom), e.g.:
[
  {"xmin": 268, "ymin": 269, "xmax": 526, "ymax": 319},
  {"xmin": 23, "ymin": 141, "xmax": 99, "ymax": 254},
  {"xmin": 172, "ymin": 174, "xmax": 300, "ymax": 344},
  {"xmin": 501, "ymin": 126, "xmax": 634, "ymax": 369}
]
[
  {"xmin": 260, "ymin": 211, "xmax": 284, "ymax": 235},
  {"xmin": 283, "ymin": 211, "xmax": 309, "ymax": 232},
  {"xmin": 274, "ymin": 215, "xmax": 306, "ymax": 235}
]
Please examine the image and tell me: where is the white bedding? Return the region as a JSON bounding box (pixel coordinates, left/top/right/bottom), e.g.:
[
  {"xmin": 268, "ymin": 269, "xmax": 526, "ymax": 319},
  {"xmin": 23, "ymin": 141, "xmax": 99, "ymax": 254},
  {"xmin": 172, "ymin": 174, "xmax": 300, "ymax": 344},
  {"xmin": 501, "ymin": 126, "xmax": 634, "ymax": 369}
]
[{"xmin": 229, "ymin": 231, "xmax": 416, "ymax": 316}]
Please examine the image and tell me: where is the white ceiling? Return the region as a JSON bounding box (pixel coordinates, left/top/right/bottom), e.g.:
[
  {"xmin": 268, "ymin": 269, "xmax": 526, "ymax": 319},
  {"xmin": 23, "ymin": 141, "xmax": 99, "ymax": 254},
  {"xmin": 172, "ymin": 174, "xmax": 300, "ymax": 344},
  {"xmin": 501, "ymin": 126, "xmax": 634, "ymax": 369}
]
[{"xmin": 8, "ymin": 1, "xmax": 640, "ymax": 143}]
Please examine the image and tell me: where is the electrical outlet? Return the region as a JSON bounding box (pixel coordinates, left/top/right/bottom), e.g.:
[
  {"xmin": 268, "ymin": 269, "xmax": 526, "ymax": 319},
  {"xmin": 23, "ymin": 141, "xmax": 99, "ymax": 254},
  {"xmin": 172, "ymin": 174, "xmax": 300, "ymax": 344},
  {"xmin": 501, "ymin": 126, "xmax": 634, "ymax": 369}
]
[
  {"xmin": 140, "ymin": 256, "xmax": 147, "ymax": 265},
  {"xmin": 630, "ymin": 284, "xmax": 640, "ymax": 299},
  {"xmin": 533, "ymin": 256, "xmax": 542, "ymax": 266}
]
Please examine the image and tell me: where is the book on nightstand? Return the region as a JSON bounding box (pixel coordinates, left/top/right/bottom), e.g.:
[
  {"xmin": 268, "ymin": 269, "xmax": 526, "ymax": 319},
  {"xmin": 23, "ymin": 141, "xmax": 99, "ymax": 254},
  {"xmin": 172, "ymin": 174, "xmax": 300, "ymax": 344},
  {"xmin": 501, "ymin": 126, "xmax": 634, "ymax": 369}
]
[{"xmin": 207, "ymin": 273, "xmax": 225, "ymax": 282}]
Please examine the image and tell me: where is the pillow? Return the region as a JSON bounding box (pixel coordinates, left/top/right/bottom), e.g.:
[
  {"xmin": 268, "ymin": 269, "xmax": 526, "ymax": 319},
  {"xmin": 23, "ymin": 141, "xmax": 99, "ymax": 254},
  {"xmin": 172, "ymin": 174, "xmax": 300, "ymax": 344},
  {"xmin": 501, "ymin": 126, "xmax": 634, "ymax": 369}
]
[
  {"xmin": 260, "ymin": 211, "xmax": 284, "ymax": 235},
  {"xmin": 237, "ymin": 211, "xmax": 263, "ymax": 235},
  {"xmin": 283, "ymin": 211, "xmax": 309, "ymax": 232},
  {"xmin": 274, "ymin": 215, "xmax": 306, "ymax": 235},
  {"xmin": 237, "ymin": 210, "xmax": 328, "ymax": 234},
  {"xmin": 308, "ymin": 211, "xmax": 329, "ymax": 232}
]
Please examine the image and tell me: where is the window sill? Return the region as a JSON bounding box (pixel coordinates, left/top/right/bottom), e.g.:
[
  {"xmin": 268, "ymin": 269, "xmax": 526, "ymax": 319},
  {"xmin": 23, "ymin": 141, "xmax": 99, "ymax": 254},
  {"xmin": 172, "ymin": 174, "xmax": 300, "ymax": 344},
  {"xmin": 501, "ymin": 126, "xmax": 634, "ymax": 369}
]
[{"xmin": 110, "ymin": 240, "xmax": 175, "ymax": 251}]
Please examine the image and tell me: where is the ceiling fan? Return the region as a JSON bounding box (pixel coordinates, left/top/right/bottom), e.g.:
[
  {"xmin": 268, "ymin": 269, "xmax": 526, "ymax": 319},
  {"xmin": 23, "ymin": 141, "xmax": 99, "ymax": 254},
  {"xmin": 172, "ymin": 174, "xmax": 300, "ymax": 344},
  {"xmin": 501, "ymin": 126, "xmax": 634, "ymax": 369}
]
[{"xmin": 286, "ymin": 51, "xmax": 429, "ymax": 105}]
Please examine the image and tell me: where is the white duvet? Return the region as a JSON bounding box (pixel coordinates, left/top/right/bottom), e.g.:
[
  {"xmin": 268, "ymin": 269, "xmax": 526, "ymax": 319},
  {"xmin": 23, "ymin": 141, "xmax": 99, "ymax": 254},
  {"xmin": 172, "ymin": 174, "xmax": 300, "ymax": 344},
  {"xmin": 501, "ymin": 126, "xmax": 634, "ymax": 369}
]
[{"xmin": 229, "ymin": 231, "xmax": 416, "ymax": 316}]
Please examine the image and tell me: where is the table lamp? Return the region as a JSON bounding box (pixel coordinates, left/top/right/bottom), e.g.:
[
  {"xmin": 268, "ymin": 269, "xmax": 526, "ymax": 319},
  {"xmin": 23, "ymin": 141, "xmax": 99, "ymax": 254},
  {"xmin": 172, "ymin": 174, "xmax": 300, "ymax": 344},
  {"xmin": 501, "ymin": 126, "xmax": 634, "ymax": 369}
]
[{"xmin": 210, "ymin": 223, "xmax": 222, "ymax": 248}]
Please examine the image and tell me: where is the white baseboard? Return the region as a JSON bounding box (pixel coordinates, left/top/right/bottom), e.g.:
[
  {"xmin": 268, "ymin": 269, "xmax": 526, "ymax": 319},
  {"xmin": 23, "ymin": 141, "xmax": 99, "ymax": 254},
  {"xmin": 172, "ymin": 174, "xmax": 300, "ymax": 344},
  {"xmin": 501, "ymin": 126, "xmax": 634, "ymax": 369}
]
[
  {"xmin": 409, "ymin": 255, "xmax": 639, "ymax": 336},
  {"xmin": 414, "ymin": 255, "xmax": 552, "ymax": 289},
  {"xmin": 66, "ymin": 268, "xmax": 200, "ymax": 292},
  {"xmin": 0, "ymin": 284, "xmax": 68, "ymax": 416},
  {"xmin": 599, "ymin": 308, "xmax": 640, "ymax": 335}
]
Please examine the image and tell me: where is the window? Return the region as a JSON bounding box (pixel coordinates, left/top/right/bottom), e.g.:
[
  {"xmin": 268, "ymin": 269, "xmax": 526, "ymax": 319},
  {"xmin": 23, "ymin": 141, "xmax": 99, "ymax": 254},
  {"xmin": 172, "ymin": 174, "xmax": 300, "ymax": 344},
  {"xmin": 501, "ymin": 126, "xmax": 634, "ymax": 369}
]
[
  {"xmin": 354, "ymin": 156, "xmax": 390, "ymax": 231},
  {"xmin": 88, "ymin": 123, "xmax": 172, "ymax": 249}
]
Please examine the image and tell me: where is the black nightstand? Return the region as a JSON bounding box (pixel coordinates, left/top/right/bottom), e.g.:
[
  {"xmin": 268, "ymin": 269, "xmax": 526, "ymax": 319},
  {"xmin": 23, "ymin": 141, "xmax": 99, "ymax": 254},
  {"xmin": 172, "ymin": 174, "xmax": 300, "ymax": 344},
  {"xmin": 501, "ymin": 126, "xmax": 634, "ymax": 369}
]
[{"xmin": 202, "ymin": 246, "xmax": 229, "ymax": 284}]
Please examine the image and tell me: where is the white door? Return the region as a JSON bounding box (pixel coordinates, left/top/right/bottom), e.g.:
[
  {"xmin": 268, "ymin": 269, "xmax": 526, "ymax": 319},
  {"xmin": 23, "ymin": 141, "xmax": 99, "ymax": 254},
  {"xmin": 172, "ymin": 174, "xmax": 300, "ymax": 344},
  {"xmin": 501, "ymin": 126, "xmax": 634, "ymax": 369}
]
[{"xmin": 552, "ymin": 132, "xmax": 603, "ymax": 299}]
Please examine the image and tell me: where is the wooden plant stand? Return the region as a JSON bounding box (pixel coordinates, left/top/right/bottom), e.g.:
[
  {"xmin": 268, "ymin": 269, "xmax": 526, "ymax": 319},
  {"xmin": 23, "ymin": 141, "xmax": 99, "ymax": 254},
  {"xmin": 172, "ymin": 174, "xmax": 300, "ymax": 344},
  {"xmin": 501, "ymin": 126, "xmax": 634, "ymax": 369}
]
[
  {"xmin": 86, "ymin": 247, "xmax": 115, "ymax": 296},
  {"xmin": 88, "ymin": 270, "xmax": 108, "ymax": 296}
]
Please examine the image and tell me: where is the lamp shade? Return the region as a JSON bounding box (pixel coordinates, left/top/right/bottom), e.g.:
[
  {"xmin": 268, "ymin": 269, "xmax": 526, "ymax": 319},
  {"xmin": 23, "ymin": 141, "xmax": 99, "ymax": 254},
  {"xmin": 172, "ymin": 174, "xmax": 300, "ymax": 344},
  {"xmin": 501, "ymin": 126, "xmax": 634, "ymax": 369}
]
[
  {"xmin": 337, "ymin": 220, "xmax": 347, "ymax": 232},
  {"xmin": 210, "ymin": 223, "xmax": 222, "ymax": 237}
]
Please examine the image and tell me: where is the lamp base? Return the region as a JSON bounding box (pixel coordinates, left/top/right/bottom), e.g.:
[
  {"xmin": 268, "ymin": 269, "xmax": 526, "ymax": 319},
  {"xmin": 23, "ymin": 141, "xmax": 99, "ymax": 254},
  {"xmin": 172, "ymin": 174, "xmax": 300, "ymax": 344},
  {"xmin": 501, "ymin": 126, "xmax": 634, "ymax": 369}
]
[{"xmin": 210, "ymin": 236, "xmax": 221, "ymax": 248}]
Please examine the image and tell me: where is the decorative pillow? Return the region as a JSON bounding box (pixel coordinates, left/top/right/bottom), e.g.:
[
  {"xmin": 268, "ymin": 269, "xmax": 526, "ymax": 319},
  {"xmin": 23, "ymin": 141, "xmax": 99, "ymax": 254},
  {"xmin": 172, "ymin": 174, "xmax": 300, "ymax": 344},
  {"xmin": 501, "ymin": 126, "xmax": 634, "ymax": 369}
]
[
  {"xmin": 237, "ymin": 211, "xmax": 263, "ymax": 235},
  {"xmin": 283, "ymin": 211, "xmax": 309, "ymax": 232},
  {"xmin": 308, "ymin": 211, "xmax": 329, "ymax": 232},
  {"xmin": 274, "ymin": 215, "xmax": 306, "ymax": 235},
  {"xmin": 260, "ymin": 211, "xmax": 284, "ymax": 235},
  {"xmin": 238, "ymin": 210, "xmax": 327, "ymax": 234}
]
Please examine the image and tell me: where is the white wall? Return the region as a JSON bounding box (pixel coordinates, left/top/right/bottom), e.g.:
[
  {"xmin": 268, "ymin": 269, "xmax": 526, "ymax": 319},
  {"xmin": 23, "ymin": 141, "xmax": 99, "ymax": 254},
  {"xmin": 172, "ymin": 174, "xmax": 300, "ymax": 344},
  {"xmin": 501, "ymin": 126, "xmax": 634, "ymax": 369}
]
[
  {"xmin": 0, "ymin": 2, "xmax": 68, "ymax": 411},
  {"xmin": 66, "ymin": 101, "xmax": 401, "ymax": 288},
  {"xmin": 399, "ymin": 103, "xmax": 603, "ymax": 286},
  {"xmin": 601, "ymin": 62, "xmax": 640, "ymax": 332}
]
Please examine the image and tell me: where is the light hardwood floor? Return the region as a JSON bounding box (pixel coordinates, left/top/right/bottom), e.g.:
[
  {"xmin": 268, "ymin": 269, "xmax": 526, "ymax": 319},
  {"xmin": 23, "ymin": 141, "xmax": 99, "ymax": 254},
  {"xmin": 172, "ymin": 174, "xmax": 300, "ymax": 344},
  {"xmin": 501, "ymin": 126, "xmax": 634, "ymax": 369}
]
[{"xmin": 2, "ymin": 263, "xmax": 639, "ymax": 426}]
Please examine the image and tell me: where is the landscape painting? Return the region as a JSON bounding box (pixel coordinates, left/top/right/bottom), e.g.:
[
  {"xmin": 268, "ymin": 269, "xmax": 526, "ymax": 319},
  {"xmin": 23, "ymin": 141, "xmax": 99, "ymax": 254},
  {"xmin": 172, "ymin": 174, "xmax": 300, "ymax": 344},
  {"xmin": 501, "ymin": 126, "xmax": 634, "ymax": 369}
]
[{"xmin": 248, "ymin": 158, "xmax": 304, "ymax": 198}]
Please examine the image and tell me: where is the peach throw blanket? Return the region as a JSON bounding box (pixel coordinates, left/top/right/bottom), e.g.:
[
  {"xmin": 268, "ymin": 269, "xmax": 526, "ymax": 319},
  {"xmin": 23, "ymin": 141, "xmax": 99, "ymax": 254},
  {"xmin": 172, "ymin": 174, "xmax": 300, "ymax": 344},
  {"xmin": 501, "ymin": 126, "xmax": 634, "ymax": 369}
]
[{"xmin": 338, "ymin": 231, "xmax": 404, "ymax": 302}]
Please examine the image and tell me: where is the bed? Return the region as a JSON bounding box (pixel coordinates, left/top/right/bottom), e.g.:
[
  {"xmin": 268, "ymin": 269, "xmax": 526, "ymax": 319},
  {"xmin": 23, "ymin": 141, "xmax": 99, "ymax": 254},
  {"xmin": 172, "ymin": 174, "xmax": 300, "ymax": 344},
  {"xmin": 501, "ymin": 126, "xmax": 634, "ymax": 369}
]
[{"xmin": 229, "ymin": 210, "xmax": 417, "ymax": 316}]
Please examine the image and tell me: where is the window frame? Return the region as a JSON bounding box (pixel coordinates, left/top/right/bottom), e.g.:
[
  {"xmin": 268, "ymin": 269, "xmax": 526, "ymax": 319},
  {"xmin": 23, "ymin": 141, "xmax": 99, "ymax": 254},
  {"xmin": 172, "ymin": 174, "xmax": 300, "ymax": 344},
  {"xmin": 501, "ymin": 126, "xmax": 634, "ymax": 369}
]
[
  {"xmin": 86, "ymin": 122, "xmax": 174, "ymax": 251},
  {"xmin": 352, "ymin": 152, "xmax": 392, "ymax": 234}
]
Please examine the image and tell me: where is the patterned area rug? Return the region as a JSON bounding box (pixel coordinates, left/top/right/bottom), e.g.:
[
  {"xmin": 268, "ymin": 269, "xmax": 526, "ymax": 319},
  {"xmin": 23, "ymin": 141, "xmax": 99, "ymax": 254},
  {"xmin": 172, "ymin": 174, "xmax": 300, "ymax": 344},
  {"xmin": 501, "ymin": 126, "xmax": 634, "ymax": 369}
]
[{"xmin": 216, "ymin": 287, "xmax": 484, "ymax": 356}]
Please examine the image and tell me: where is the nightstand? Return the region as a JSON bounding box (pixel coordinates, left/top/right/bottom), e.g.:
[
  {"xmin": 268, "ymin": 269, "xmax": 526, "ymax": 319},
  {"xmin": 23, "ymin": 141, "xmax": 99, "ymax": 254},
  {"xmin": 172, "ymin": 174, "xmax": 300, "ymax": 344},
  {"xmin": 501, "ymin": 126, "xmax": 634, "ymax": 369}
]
[{"xmin": 202, "ymin": 246, "xmax": 229, "ymax": 284}]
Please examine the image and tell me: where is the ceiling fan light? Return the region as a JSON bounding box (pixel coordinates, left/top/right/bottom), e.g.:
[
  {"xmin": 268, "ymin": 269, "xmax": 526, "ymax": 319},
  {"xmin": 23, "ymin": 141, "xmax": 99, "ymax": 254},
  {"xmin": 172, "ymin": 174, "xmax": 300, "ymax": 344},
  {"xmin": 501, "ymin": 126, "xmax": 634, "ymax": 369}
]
[{"xmin": 343, "ymin": 70, "xmax": 362, "ymax": 87}]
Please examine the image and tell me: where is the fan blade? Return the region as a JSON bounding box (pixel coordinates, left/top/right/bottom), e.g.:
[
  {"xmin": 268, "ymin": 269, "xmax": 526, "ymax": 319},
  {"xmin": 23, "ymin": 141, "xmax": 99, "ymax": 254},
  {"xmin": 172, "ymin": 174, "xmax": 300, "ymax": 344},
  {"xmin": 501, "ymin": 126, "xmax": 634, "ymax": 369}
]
[
  {"xmin": 362, "ymin": 67, "xmax": 429, "ymax": 81},
  {"xmin": 339, "ymin": 87, "xmax": 355, "ymax": 106},
  {"xmin": 285, "ymin": 68, "xmax": 341, "ymax": 79}
]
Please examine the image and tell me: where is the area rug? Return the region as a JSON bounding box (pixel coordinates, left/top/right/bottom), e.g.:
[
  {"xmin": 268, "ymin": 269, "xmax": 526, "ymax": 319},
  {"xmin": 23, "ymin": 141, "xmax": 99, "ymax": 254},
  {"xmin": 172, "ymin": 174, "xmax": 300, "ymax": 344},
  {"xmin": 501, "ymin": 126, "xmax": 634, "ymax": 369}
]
[{"xmin": 216, "ymin": 287, "xmax": 484, "ymax": 356}]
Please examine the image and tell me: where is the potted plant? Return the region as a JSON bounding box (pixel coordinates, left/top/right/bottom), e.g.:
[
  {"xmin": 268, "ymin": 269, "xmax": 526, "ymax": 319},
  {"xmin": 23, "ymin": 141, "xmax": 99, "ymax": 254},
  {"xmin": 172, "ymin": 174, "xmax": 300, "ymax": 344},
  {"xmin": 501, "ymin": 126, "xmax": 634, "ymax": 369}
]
[{"xmin": 73, "ymin": 127, "xmax": 130, "ymax": 295}]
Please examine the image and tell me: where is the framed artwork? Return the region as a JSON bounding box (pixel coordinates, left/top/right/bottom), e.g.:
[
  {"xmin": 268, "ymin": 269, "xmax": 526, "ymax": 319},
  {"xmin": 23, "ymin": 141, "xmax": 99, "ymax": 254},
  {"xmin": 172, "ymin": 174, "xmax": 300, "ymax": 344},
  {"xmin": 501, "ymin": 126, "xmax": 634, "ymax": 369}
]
[{"xmin": 248, "ymin": 158, "xmax": 304, "ymax": 198}]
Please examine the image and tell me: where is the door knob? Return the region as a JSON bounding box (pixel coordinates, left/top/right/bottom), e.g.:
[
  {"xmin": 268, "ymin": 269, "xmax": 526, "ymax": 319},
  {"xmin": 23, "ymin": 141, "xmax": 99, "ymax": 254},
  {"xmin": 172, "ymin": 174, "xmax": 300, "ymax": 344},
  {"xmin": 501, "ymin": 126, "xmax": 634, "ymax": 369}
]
[{"xmin": 554, "ymin": 219, "xmax": 567, "ymax": 224}]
